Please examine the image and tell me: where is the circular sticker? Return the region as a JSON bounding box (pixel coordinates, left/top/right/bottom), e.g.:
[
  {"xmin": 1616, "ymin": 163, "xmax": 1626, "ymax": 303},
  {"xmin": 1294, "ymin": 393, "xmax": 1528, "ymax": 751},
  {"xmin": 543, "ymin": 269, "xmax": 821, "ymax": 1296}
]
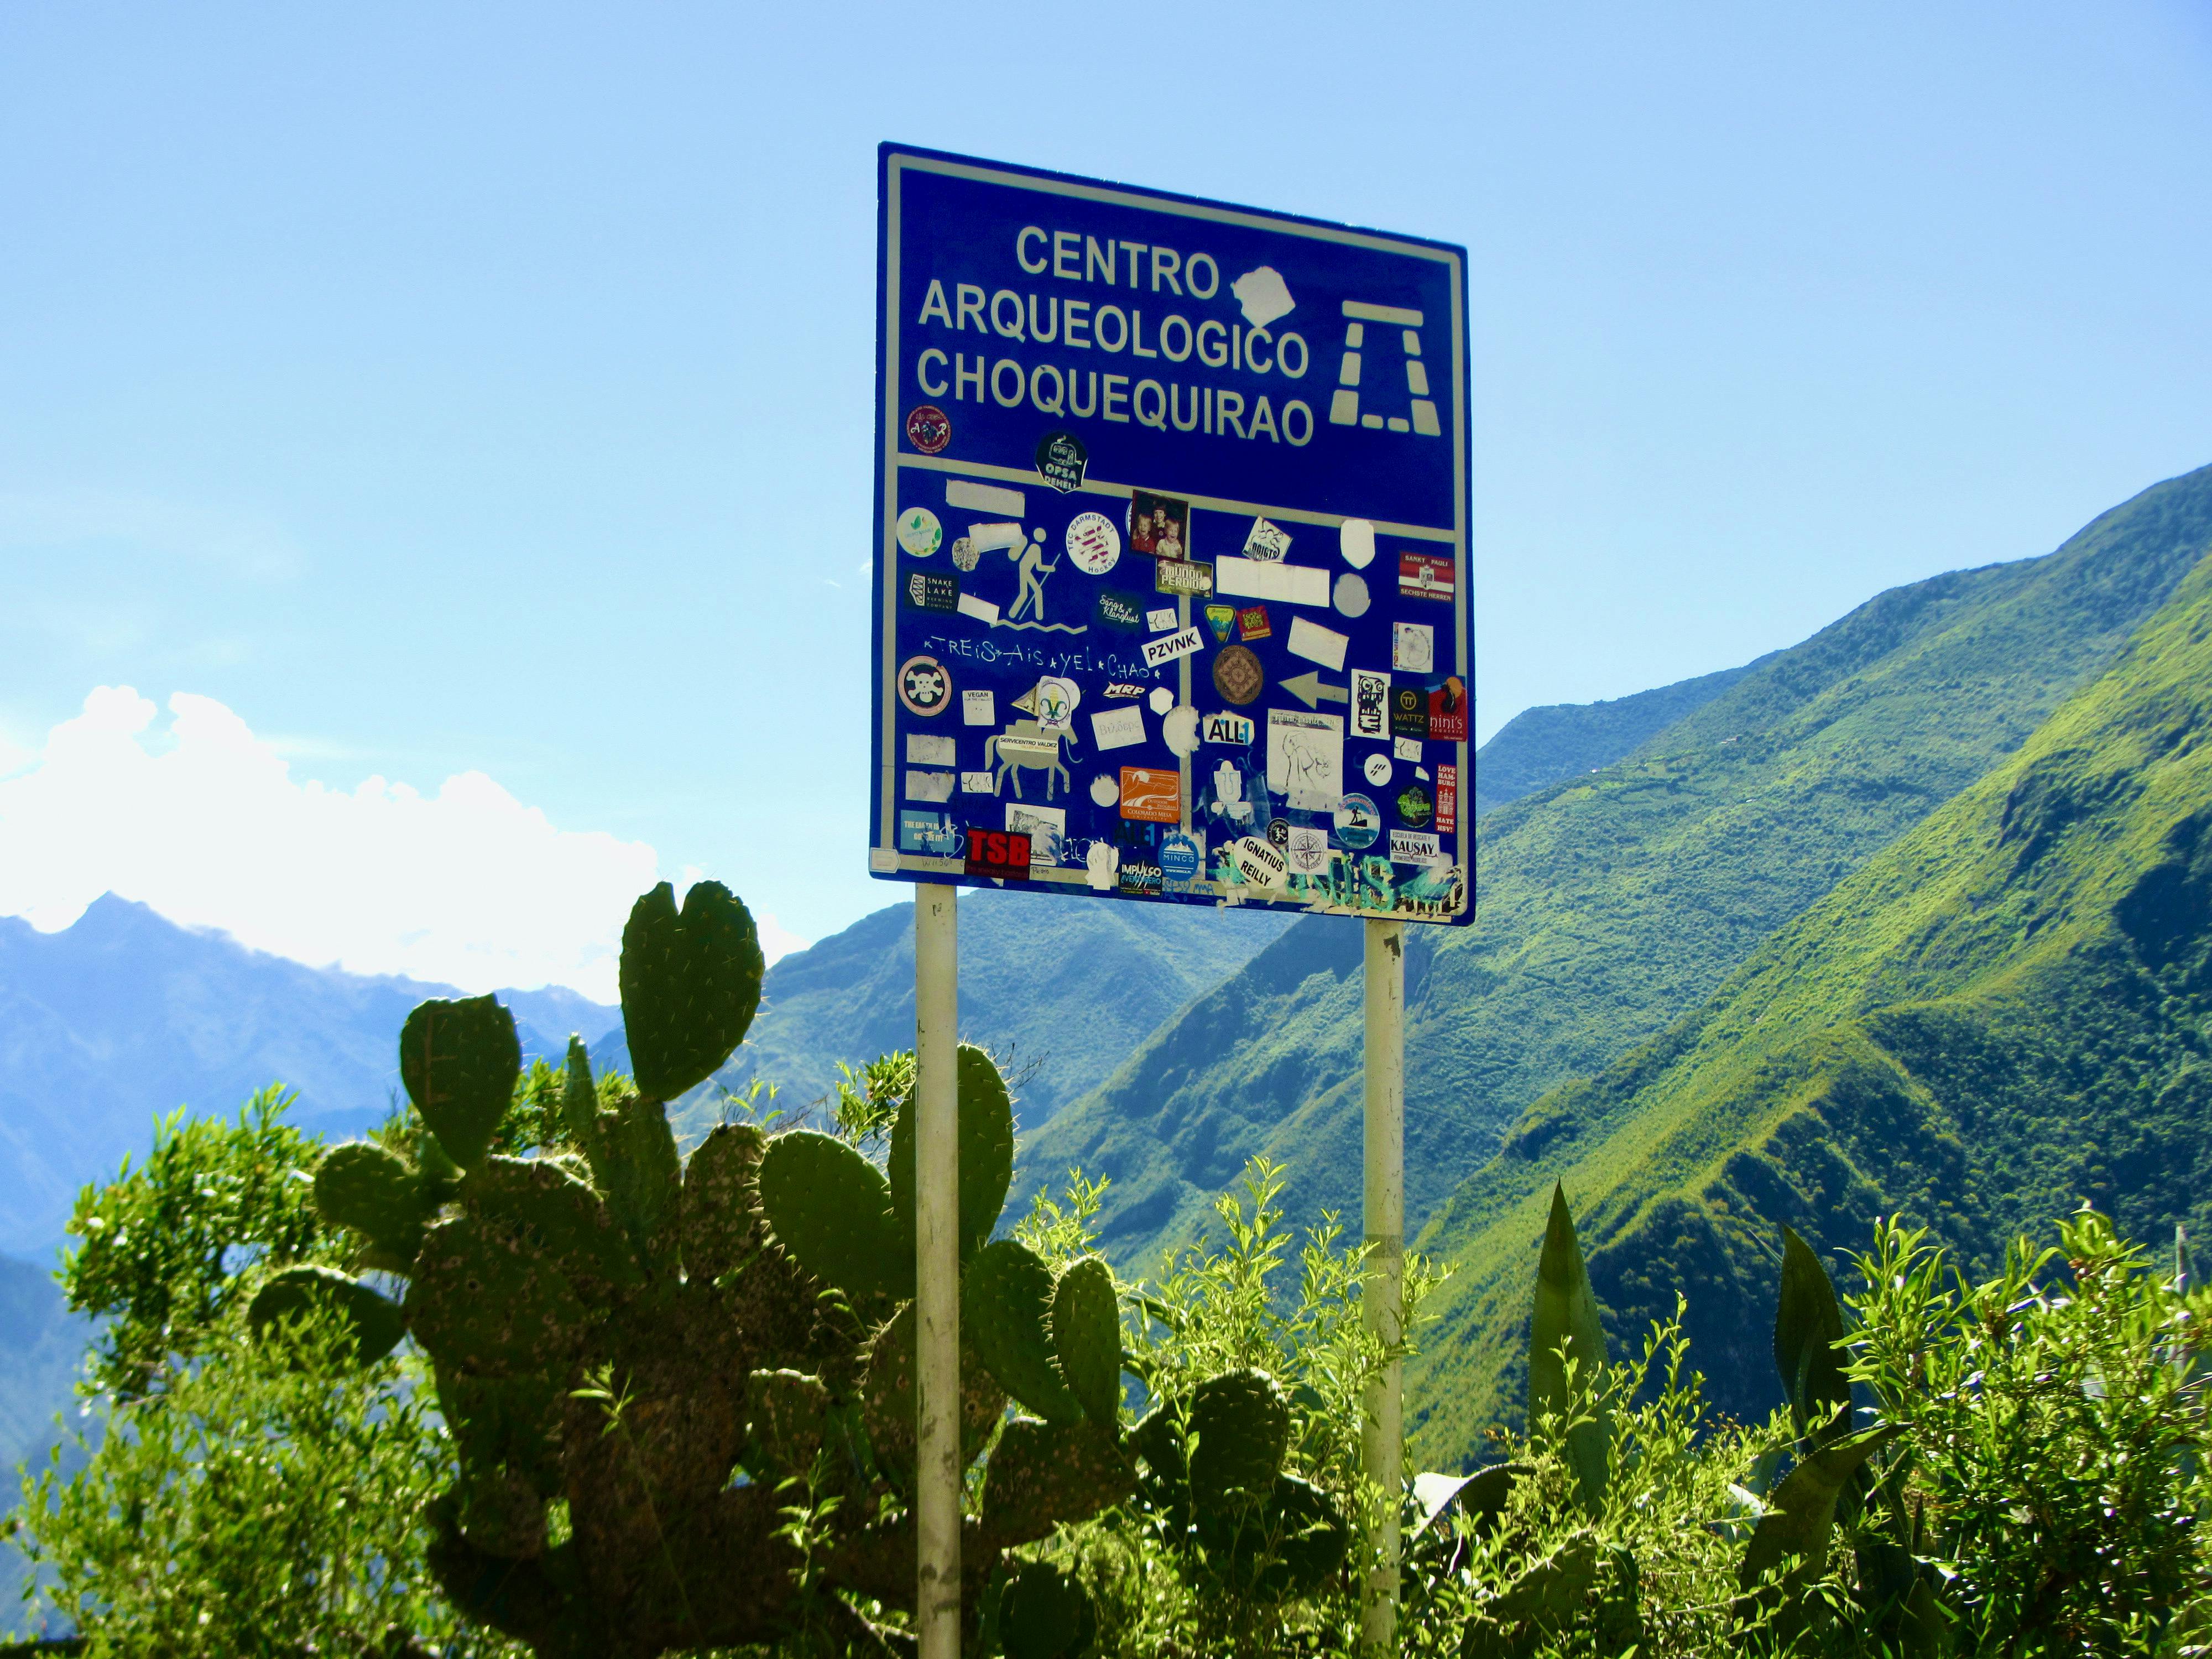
[
  {"xmin": 897, "ymin": 655, "xmax": 952, "ymax": 717},
  {"xmin": 905, "ymin": 405, "xmax": 952, "ymax": 455},
  {"xmin": 896, "ymin": 507, "xmax": 942, "ymax": 558},
  {"xmin": 1334, "ymin": 571, "xmax": 1370, "ymax": 618},
  {"xmin": 1363, "ymin": 752, "xmax": 1392, "ymax": 786},
  {"xmin": 1339, "ymin": 518, "xmax": 1376, "ymax": 570},
  {"xmin": 1162, "ymin": 705, "xmax": 1201, "ymax": 757},
  {"xmin": 1266, "ymin": 817, "xmax": 1290, "ymax": 849},
  {"xmin": 1091, "ymin": 773, "xmax": 1120, "ymax": 807},
  {"xmin": 1212, "ymin": 644, "xmax": 1265, "ymax": 707},
  {"xmin": 1160, "ymin": 831, "xmax": 1201, "ymax": 883},
  {"xmin": 1396, "ymin": 782, "xmax": 1433, "ymax": 829},
  {"xmin": 1335, "ymin": 793, "xmax": 1381, "ymax": 851},
  {"xmin": 950, "ymin": 536, "xmax": 979, "ymax": 572},
  {"xmin": 1065, "ymin": 511, "xmax": 1121, "ymax": 576}
]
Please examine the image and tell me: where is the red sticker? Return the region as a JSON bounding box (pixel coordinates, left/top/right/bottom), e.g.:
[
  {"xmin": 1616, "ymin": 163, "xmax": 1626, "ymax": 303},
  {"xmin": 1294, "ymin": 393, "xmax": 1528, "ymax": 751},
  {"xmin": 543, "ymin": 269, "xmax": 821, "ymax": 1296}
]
[
  {"xmin": 1235, "ymin": 604, "xmax": 1271, "ymax": 641},
  {"xmin": 905, "ymin": 404, "xmax": 952, "ymax": 455},
  {"xmin": 1427, "ymin": 676, "xmax": 1469, "ymax": 743},
  {"xmin": 1437, "ymin": 764, "xmax": 1459, "ymax": 834},
  {"xmin": 1399, "ymin": 552, "xmax": 1454, "ymax": 602},
  {"xmin": 965, "ymin": 827, "xmax": 1031, "ymax": 880}
]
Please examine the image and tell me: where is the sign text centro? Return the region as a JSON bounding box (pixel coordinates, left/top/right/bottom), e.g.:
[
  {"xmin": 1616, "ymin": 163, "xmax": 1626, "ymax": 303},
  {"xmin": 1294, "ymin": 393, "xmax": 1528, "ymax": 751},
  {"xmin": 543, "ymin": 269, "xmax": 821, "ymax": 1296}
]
[{"xmin": 869, "ymin": 144, "xmax": 1473, "ymax": 925}]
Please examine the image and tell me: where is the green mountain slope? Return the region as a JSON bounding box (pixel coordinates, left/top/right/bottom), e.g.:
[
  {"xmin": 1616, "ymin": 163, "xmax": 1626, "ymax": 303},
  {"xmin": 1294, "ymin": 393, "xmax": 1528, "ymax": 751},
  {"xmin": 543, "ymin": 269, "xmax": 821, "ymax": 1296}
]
[
  {"xmin": 1472, "ymin": 656, "xmax": 1771, "ymax": 817},
  {"xmin": 1414, "ymin": 541, "xmax": 2212, "ymax": 1456},
  {"xmin": 1015, "ymin": 465, "xmax": 2212, "ymax": 1277},
  {"xmin": 664, "ymin": 891, "xmax": 1293, "ymax": 1140}
]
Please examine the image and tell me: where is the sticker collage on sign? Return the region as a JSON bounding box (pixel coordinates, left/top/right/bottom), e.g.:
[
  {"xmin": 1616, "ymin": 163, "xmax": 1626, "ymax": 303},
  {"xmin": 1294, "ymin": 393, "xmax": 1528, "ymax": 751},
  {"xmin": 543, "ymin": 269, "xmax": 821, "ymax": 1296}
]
[{"xmin": 870, "ymin": 147, "xmax": 1472, "ymax": 924}]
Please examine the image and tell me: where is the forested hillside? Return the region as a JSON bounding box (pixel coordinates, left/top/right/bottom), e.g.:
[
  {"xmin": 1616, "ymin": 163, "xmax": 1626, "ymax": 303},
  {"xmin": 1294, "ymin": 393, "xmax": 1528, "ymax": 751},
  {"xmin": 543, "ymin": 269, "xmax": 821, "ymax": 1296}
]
[
  {"xmin": 1016, "ymin": 465, "xmax": 2212, "ymax": 1277},
  {"xmin": 1413, "ymin": 536, "xmax": 2212, "ymax": 1455}
]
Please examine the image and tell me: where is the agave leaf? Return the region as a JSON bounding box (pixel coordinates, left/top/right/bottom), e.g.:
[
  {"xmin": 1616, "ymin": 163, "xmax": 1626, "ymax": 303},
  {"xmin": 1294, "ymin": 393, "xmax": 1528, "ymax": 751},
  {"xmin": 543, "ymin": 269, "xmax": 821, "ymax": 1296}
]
[
  {"xmin": 1529, "ymin": 1183, "xmax": 1609, "ymax": 1510},
  {"xmin": 1774, "ymin": 1225, "xmax": 1851, "ymax": 1439},
  {"xmin": 1738, "ymin": 1416, "xmax": 1901, "ymax": 1609}
]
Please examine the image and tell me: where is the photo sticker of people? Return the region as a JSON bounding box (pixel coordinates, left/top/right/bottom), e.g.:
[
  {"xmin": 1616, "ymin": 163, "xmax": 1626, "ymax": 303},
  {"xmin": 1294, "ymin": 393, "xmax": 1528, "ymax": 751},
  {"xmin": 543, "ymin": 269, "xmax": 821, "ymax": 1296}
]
[{"xmin": 1128, "ymin": 491, "xmax": 1191, "ymax": 561}]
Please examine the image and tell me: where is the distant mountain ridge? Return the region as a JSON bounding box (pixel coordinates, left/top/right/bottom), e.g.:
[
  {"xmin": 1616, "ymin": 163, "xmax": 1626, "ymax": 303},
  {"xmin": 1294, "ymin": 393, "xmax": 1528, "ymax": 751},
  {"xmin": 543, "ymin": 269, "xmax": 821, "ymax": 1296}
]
[
  {"xmin": 1471, "ymin": 657, "xmax": 1772, "ymax": 817},
  {"xmin": 1016, "ymin": 465, "xmax": 2212, "ymax": 1292},
  {"xmin": 0, "ymin": 898, "xmax": 620, "ymax": 1258}
]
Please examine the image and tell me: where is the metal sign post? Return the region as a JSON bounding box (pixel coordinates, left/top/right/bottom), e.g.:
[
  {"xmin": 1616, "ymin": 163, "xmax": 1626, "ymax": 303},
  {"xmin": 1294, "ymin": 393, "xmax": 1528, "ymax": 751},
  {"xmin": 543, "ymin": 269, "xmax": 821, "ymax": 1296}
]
[
  {"xmin": 869, "ymin": 145, "xmax": 1473, "ymax": 1654},
  {"xmin": 1363, "ymin": 919, "xmax": 1406, "ymax": 1651},
  {"xmin": 914, "ymin": 883, "xmax": 961, "ymax": 1659}
]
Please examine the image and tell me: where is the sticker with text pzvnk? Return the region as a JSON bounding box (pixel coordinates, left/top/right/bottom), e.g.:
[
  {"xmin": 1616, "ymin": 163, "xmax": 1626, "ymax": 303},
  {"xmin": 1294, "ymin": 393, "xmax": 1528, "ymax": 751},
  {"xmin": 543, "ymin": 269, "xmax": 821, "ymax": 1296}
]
[{"xmin": 869, "ymin": 144, "xmax": 1472, "ymax": 924}]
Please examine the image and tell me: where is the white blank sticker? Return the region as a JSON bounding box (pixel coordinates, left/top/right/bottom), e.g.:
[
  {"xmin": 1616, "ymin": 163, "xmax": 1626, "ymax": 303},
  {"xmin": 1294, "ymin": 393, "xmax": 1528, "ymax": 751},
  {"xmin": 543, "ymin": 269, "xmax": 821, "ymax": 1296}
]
[
  {"xmin": 907, "ymin": 734, "xmax": 957, "ymax": 766},
  {"xmin": 905, "ymin": 770, "xmax": 954, "ymax": 803},
  {"xmin": 1092, "ymin": 705, "xmax": 1145, "ymax": 750},
  {"xmin": 969, "ymin": 521, "xmax": 1026, "ymax": 556},
  {"xmin": 1339, "ymin": 519, "xmax": 1376, "ymax": 569},
  {"xmin": 948, "ymin": 478, "xmax": 1025, "ymax": 517},
  {"xmin": 1286, "ymin": 615, "xmax": 1350, "ymax": 672},
  {"xmin": 1217, "ymin": 556, "xmax": 1330, "ymax": 607},
  {"xmin": 957, "ymin": 592, "xmax": 1000, "ymax": 624}
]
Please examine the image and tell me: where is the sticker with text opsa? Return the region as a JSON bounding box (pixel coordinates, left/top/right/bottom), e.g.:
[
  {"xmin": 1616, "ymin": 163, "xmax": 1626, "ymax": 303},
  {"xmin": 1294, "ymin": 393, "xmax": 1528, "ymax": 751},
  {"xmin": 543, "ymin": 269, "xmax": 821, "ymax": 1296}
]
[
  {"xmin": 965, "ymin": 826, "xmax": 1032, "ymax": 880},
  {"xmin": 1036, "ymin": 430, "xmax": 1088, "ymax": 493},
  {"xmin": 1142, "ymin": 625, "xmax": 1204, "ymax": 670}
]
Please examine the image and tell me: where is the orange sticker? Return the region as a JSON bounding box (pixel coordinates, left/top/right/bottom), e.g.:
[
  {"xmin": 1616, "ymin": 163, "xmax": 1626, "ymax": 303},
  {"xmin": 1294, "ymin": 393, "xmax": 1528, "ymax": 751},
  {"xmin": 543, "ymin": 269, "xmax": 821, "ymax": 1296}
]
[{"xmin": 1118, "ymin": 766, "xmax": 1182, "ymax": 823}]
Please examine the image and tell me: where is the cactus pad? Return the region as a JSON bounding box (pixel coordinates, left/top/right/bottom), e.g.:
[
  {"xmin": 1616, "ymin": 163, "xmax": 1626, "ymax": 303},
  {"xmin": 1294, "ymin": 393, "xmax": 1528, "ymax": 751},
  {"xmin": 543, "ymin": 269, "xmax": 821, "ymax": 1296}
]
[
  {"xmin": 1049, "ymin": 1256, "xmax": 1122, "ymax": 1430},
  {"xmin": 681, "ymin": 1121, "xmax": 766, "ymax": 1285},
  {"xmin": 619, "ymin": 880, "xmax": 764, "ymax": 1103},
  {"xmin": 406, "ymin": 1215, "xmax": 587, "ymax": 1376},
  {"xmin": 399, "ymin": 994, "xmax": 521, "ymax": 1171},
  {"xmin": 456, "ymin": 1465, "xmax": 548, "ymax": 1561},
  {"xmin": 461, "ymin": 1154, "xmax": 641, "ymax": 1292},
  {"xmin": 313, "ymin": 1140, "xmax": 435, "ymax": 1260},
  {"xmin": 596, "ymin": 1092, "xmax": 682, "ymax": 1264},
  {"xmin": 1188, "ymin": 1368, "xmax": 1290, "ymax": 1506},
  {"xmin": 559, "ymin": 1035, "xmax": 603, "ymax": 1160},
  {"xmin": 964, "ymin": 1239, "xmax": 1083, "ymax": 1425},
  {"xmin": 980, "ymin": 1416, "xmax": 1135, "ymax": 1546},
  {"xmin": 888, "ymin": 1041, "xmax": 1015, "ymax": 1262},
  {"xmin": 247, "ymin": 1265, "xmax": 405, "ymax": 1365},
  {"xmin": 748, "ymin": 1369, "xmax": 830, "ymax": 1477},
  {"xmin": 860, "ymin": 1301, "xmax": 1008, "ymax": 1489},
  {"xmin": 1002, "ymin": 1559, "xmax": 1097, "ymax": 1659},
  {"xmin": 1195, "ymin": 1471, "xmax": 1348, "ymax": 1596},
  {"xmin": 757, "ymin": 1129, "xmax": 910, "ymax": 1302}
]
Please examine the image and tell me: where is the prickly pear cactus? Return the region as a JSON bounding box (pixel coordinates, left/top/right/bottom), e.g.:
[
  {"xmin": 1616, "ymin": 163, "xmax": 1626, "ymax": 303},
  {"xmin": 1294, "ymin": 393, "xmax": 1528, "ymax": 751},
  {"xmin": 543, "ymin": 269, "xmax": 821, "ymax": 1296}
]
[
  {"xmin": 1126, "ymin": 1364, "xmax": 1350, "ymax": 1599},
  {"xmin": 268, "ymin": 879, "xmax": 1138, "ymax": 1659}
]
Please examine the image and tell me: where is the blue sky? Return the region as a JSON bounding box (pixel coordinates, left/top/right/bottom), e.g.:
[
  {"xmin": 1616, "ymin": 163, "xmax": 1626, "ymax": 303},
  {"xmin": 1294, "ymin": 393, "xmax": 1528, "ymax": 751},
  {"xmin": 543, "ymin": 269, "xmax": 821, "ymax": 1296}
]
[{"xmin": 2, "ymin": 2, "xmax": 2209, "ymax": 985}]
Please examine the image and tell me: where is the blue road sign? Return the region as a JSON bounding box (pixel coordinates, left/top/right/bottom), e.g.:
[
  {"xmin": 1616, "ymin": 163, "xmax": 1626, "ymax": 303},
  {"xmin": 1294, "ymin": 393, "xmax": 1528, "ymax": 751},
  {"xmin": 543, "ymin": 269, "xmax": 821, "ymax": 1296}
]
[{"xmin": 870, "ymin": 144, "xmax": 1472, "ymax": 923}]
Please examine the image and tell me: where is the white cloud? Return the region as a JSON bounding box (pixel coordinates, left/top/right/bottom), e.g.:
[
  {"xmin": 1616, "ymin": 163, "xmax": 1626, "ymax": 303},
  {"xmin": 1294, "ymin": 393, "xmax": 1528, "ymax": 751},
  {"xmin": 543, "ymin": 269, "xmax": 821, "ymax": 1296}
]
[{"xmin": 0, "ymin": 688, "xmax": 809, "ymax": 1001}]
